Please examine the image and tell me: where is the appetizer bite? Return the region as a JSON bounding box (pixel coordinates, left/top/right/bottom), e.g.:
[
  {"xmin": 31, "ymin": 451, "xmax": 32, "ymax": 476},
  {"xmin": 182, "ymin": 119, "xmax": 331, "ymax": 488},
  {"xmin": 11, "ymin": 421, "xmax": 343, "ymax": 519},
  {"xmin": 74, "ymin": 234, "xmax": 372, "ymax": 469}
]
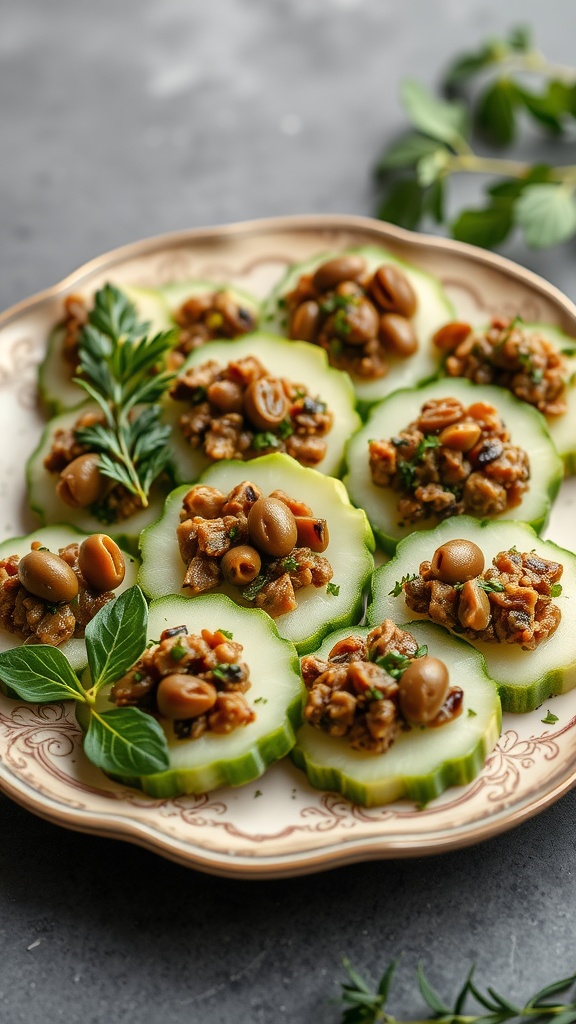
[
  {"xmin": 292, "ymin": 618, "xmax": 500, "ymax": 806},
  {"xmin": 434, "ymin": 316, "xmax": 576, "ymax": 471},
  {"xmin": 156, "ymin": 280, "xmax": 261, "ymax": 368},
  {"xmin": 138, "ymin": 454, "xmax": 375, "ymax": 654},
  {"xmin": 0, "ymin": 526, "xmax": 138, "ymax": 671},
  {"xmin": 344, "ymin": 378, "xmax": 562, "ymax": 552},
  {"xmin": 369, "ymin": 517, "xmax": 576, "ymax": 712},
  {"xmin": 163, "ymin": 334, "xmax": 360, "ymax": 482},
  {"xmin": 264, "ymin": 245, "xmax": 454, "ymax": 410}
]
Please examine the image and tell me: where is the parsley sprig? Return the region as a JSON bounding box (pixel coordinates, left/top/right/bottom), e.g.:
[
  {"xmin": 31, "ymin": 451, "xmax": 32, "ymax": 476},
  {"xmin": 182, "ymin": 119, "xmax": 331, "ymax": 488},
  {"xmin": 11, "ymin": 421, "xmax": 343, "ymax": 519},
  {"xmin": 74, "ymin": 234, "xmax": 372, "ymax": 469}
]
[
  {"xmin": 338, "ymin": 959, "xmax": 576, "ymax": 1023},
  {"xmin": 375, "ymin": 27, "xmax": 576, "ymax": 250},
  {"xmin": 73, "ymin": 284, "xmax": 176, "ymax": 508}
]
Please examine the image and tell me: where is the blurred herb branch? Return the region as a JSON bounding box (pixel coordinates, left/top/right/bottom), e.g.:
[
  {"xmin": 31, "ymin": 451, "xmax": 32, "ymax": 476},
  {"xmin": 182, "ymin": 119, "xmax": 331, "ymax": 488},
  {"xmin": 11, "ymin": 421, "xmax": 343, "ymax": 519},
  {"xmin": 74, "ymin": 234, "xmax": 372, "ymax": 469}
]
[
  {"xmin": 375, "ymin": 26, "xmax": 576, "ymax": 249},
  {"xmin": 338, "ymin": 959, "xmax": 576, "ymax": 1023}
]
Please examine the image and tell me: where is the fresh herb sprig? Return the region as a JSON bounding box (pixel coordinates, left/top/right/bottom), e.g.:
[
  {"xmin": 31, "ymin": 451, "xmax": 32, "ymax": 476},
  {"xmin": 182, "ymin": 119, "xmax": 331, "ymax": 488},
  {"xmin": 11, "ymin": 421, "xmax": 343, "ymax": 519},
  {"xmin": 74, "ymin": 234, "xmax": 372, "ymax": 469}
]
[
  {"xmin": 375, "ymin": 27, "xmax": 576, "ymax": 249},
  {"xmin": 74, "ymin": 284, "xmax": 176, "ymax": 508},
  {"xmin": 338, "ymin": 959, "xmax": 576, "ymax": 1023},
  {"xmin": 0, "ymin": 586, "xmax": 169, "ymax": 777}
]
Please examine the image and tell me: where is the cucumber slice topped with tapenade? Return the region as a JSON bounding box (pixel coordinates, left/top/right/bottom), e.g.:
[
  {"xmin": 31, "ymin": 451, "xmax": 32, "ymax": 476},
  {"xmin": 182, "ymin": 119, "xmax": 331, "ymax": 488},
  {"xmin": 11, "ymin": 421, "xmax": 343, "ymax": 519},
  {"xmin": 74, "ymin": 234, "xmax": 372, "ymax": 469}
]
[
  {"xmin": 0, "ymin": 526, "xmax": 139, "ymax": 673},
  {"xmin": 163, "ymin": 333, "xmax": 360, "ymax": 483},
  {"xmin": 138, "ymin": 453, "xmax": 375, "ymax": 655},
  {"xmin": 38, "ymin": 285, "xmax": 174, "ymax": 416},
  {"xmin": 292, "ymin": 619, "xmax": 500, "ymax": 807},
  {"xmin": 344, "ymin": 377, "xmax": 562, "ymax": 554},
  {"xmin": 435, "ymin": 317, "xmax": 576, "ymax": 475},
  {"xmin": 263, "ymin": 245, "xmax": 454, "ymax": 413},
  {"xmin": 156, "ymin": 280, "xmax": 261, "ymax": 367},
  {"xmin": 368, "ymin": 516, "xmax": 576, "ymax": 713},
  {"xmin": 26, "ymin": 404, "xmax": 173, "ymax": 553},
  {"xmin": 76, "ymin": 593, "xmax": 303, "ymax": 798}
]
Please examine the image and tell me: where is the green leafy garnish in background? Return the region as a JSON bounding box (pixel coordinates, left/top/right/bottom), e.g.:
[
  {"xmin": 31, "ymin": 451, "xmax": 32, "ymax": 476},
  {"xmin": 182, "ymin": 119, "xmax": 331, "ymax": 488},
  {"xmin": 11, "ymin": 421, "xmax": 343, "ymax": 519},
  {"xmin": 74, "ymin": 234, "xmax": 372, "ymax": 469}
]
[
  {"xmin": 0, "ymin": 586, "xmax": 169, "ymax": 777},
  {"xmin": 375, "ymin": 26, "xmax": 576, "ymax": 249},
  {"xmin": 338, "ymin": 959, "xmax": 576, "ymax": 1022},
  {"xmin": 73, "ymin": 284, "xmax": 176, "ymax": 508}
]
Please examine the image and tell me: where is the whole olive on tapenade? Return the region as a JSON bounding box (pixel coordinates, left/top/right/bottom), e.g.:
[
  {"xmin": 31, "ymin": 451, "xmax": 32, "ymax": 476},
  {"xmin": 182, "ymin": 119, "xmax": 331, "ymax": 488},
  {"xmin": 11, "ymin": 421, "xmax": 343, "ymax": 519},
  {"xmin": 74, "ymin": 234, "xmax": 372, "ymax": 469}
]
[
  {"xmin": 312, "ymin": 255, "xmax": 366, "ymax": 293},
  {"xmin": 207, "ymin": 379, "xmax": 245, "ymax": 414},
  {"xmin": 78, "ymin": 534, "xmax": 126, "ymax": 592},
  {"xmin": 56, "ymin": 453, "xmax": 107, "ymax": 508},
  {"xmin": 244, "ymin": 377, "xmax": 289, "ymax": 431},
  {"xmin": 398, "ymin": 656, "xmax": 450, "ymax": 725},
  {"xmin": 156, "ymin": 674, "xmax": 218, "ymax": 720},
  {"xmin": 18, "ymin": 549, "xmax": 79, "ymax": 604},
  {"xmin": 369, "ymin": 265, "xmax": 418, "ymax": 319},
  {"xmin": 248, "ymin": 496, "xmax": 298, "ymax": 557},
  {"xmin": 290, "ymin": 300, "xmax": 321, "ymax": 342},
  {"xmin": 221, "ymin": 545, "xmax": 262, "ymax": 585},
  {"xmin": 430, "ymin": 539, "xmax": 485, "ymax": 586},
  {"xmin": 378, "ymin": 313, "xmax": 418, "ymax": 357},
  {"xmin": 458, "ymin": 579, "xmax": 491, "ymax": 631}
]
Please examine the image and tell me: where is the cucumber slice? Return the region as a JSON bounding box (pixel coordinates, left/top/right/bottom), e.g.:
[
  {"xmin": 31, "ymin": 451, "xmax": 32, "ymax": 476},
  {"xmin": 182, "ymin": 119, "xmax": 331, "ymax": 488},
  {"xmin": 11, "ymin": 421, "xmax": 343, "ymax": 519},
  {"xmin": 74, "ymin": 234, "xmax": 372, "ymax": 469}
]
[
  {"xmin": 138, "ymin": 453, "xmax": 375, "ymax": 654},
  {"xmin": 77, "ymin": 593, "xmax": 303, "ymax": 797},
  {"xmin": 263, "ymin": 245, "xmax": 454, "ymax": 412},
  {"xmin": 344, "ymin": 377, "xmax": 562, "ymax": 554},
  {"xmin": 0, "ymin": 525, "xmax": 139, "ymax": 673},
  {"xmin": 26, "ymin": 403, "xmax": 172, "ymax": 553},
  {"xmin": 292, "ymin": 620, "xmax": 501, "ymax": 807},
  {"xmin": 157, "ymin": 280, "xmax": 260, "ymax": 327},
  {"xmin": 368, "ymin": 516, "xmax": 576, "ymax": 713},
  {"xmin": 37, "ymin": 286, "xmax": 174, "ymax": 416},
  {"xmin": 163, "ymin": 333, "xmax": 361, "ymax": 484}
]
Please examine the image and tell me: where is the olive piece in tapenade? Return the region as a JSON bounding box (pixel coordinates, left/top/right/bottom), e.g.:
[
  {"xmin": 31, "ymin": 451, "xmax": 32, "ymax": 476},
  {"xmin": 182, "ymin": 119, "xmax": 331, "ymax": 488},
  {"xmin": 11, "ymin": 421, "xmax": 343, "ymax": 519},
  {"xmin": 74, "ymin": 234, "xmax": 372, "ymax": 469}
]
[
  {"xmin": 378, "ymin": 313, "xmax": 418, "ymax": 357},
  {"xmin": 156, "ymin": 674, "xmax": 218, "ymax": 719},
  {"xmin": 220, "ymin": 545, "xmax": 262, "ymax": 586},
  {"xmin": 78, "ymin": 534, "xmax": 126, "ymax": 592},
  {"xmin": 430, "ymin": 539, "xmax": 485, "ymax": 586},
  {"xmin": 206, "ymin": 379, "xmax": 245, "ymax": 414},
  {"xmin": 247, "ymin": 497, "xmax": 298, "ymax": 557},
  {"xmin": 398, "ymin": 656, "xmax": 450, "ymax": 725},
  {"xmin": 291, "ymin": 300, "xmax": 321, "ymax": 342},
  {"xmin": 56, "ymin": 452, "xmax": 107, "ymax": 508},
  {"xmin": 17, "ymin": 549, "xmax": 79, "ymax": 604},
  {"xmin": 295, "ymin": 516, "xmax": 329, "ymax": 553},
  {"xmin": 458, "ymin": 579, "xmax": 491, "ymax": 631},
  {"xmin": 244, "ymin": 377, "xmax": 289, "ymax": 431},
  {"xmin": 312, "ymin": 255, "xmax": 366, "ymax": 293},
  {"xmin": 369, "ymin": 264, "xmax": 418, "ymax": 319}
]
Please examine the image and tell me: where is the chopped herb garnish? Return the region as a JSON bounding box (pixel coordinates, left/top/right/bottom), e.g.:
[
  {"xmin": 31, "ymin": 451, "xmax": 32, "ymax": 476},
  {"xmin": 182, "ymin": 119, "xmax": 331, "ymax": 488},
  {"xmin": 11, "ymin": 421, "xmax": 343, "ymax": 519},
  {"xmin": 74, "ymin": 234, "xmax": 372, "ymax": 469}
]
[
  {"xmin": 254, "ymin": 696, "xmax": 268, "ymax": 705},
  {"xmin": 551, "ymin": 583, "xmax": 563, "ymax": 598},
  {"xmin": 320, "ymin": 293, "xmax": 356, "ymax": 315},
  {"xmin": 254, "ymin": 790, "xmax": 263, "ymax": 798},
  {"xmin": 218, "ymin": 628, "xmax": 234, "ymax": 640},
  {"xmin": 333, "ymin": 309, "xmax": 352, "ymax": 337},
  {"xmin": 212, "ymin": 663, "xmax": 243, "ymax": 682},
  {"xmin": 242, "ymin": 573, "xmax": 270, "ymax": 601},
  {"xmin": 374, "ymin": 649, "xmax": 412, "ymax": 679},
  {"xmin": 276, "ymin": 418, "xmax": 294, "ymax": 440},
  {"xmin": 326, "ymin": 582, "xmax": 340, "ymax": 596},
  {"xmin": 228, "ymin": 525, "xmax": 240, "ymax": 542},
  {"xmin": 170, "ymin": 643, "xmax": 187, "ymax": 662},
  {"xmin": 467, "ymin": 708, "xmax": 477, "ymax": 717},
  {"xmin": 388, "ymin": 573, "xmax": 418, "ymax": 597},
  {"xmin": 414, "ymin": 644, "xmax": 428, "ymax": 659},
  {"xmin": 542, "ymin": 710, "xmax": 559, "ymax": 725},
  {"xmin": 454, "ymin": 578, "xmax": 505, "ymax": 593},
  {"xmin": 282, "ymin": 555, "xmax": 300, "ymax": 572},
  {"xmin": 190, "ymin": 385, "xmax": 207, "ymax": 405},
  {"xmin": 252, "ymin": 431, "xmax": 281, "ymax": 451}
]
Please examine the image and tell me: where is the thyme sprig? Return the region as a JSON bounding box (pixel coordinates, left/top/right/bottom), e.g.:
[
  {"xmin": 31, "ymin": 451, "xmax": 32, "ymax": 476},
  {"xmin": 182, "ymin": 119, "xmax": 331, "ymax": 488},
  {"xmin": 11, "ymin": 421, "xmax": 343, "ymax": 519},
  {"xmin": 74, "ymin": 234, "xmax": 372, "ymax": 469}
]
[
  {"xmin": 73, "ymin": 283, "xmax": 176, "ymax": 508},
  {"xmin": 338, "ymin": 959, "xmax": 576, "ymax": 1023},
  {"xmin": 375, "ymin": 26, "xmax": 576, "ymax": 249}
]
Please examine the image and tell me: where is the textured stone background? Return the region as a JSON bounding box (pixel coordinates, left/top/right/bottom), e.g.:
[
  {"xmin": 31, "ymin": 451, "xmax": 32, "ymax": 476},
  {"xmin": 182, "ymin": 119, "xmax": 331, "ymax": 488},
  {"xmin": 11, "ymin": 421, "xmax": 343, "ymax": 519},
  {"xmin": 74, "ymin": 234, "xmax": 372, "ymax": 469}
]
[{"xmin": 2, "ymin": 1, "xmax": 576, "ymax": 1021}]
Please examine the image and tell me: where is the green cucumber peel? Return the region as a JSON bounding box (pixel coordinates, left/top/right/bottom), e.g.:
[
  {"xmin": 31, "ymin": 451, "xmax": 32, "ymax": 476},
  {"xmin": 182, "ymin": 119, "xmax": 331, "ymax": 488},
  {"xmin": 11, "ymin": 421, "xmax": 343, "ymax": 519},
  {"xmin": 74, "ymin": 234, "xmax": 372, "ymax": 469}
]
[{"xmin": 0, "ymin": 586, "xmax": 169, "ymax": 776}]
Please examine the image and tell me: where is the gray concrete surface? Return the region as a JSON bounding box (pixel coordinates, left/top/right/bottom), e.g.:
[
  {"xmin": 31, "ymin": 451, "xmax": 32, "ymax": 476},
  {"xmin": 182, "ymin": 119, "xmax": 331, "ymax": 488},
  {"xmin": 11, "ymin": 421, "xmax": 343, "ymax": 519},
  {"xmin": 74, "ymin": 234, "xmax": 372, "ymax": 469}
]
[{"xmin": 2, "ymin": 1, "xmax": 576, "ymax": 1020}]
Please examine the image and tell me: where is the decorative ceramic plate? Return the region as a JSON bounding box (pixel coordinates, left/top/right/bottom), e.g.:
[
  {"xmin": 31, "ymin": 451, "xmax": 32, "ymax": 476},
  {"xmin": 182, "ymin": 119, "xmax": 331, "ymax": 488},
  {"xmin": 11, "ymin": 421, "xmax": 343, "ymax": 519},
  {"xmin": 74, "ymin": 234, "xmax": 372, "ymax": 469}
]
[{"xmin": 2, "ymin": 214, "xmax": 576, "ymax": 879}]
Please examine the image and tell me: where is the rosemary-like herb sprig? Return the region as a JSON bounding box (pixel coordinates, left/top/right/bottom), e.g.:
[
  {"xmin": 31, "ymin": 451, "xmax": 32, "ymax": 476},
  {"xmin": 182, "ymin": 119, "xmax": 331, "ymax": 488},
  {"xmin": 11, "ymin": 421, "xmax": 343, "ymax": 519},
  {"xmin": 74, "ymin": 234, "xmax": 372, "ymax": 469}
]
[
  {"xmin": 73, "ymin": 284, "xmax": 176, "ymax": 508},
  {"xmin": 338, "ymin": 959, "xmax": 576, "ymax": 1023}
]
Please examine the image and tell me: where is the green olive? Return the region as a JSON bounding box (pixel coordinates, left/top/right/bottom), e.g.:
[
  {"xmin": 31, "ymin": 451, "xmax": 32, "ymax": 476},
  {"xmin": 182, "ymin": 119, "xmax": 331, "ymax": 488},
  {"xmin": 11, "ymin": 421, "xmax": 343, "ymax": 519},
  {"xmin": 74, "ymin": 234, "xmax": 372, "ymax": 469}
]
[
  {"xmin": 156, "ymin": 674, "xmax": 218, "ymax": 719},
  {"xmin": 220, "ymin": 545, "xmax": 262, "ymax": 585},
  {"xmin": 398, "ymin": 656, "xmax": 450, "ymax": 725},
  {"xmin": 247, "ymin": 496, "xmax": 298, "ymax": 557},
  {"xmin": 78, "ymin": 534, "xmax": 126, "ymax": 592},
  {"xmin": 430, "ymin": 539, "xmax": 485, "ymax": 586},
  {"xmin": 18, "ymin": 549, "xmax": 79, "ymax": 604},
  {"xmin": 56, "ymin": 453, "xmax": 107, "ymax": 508},
  {"xmin": 244, "ymin": 377, "xmax": 289, "ymax": 431}
]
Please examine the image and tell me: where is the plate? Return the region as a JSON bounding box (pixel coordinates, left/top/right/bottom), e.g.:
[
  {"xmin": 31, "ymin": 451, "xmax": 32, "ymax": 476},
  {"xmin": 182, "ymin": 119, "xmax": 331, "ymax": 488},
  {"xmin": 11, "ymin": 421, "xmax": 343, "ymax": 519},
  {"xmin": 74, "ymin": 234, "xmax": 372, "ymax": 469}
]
[{"xmin": 2, "ymin": 213, "xmax": 576, "ymax": 879}]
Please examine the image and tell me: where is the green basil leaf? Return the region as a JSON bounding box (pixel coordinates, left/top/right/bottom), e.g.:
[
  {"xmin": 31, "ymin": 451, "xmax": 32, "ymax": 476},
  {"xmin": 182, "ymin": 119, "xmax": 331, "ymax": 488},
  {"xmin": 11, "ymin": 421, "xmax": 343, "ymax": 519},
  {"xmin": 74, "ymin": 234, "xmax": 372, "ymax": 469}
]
[
  {"xmin": 84, "ymin": 707, "xmax": 169, "ymax": 775},
  {"xmin": 401, "ymin": 79, "xmax": 468, "ymax": 146},
  {"xmin": 476, "ymin": 79, "xmax": 517, "ymax": 145},
  {"xmin": 377, "ymin": 178, "xmax": 424, "ymax": 230},
  {"xmin": 515, "ymin": 184, "xmax": 576, "ymax": 248},
  {"xmin": 85, "ymin": 585, "xmax": 148, "ymax": 693},
  {"xmin": 376, "ymin": 134, "xmax": 444, "ymax": 173},
  {"xmin": 0, "ymin": 645, "xmax": 85, "ymax": 703},
  {"xmin": 516, "ymin": 84, "xmax": 567, "ymax": 134},
  {"xmin": 443, "ymin": 46, "xmax": 496, "ymax": 92},
  {"xmin": 452, "ymin": 200, "xmax": 514, "ymax": 248}
]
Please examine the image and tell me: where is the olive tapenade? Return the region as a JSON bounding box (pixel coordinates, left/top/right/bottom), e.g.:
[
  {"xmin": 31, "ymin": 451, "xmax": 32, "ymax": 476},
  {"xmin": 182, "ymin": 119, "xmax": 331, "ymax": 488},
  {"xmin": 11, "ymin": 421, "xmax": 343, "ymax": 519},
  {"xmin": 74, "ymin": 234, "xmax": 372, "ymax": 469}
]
[
  {"xmin": 283, "ymin": 253, "xmax": 419, "ymax": 380},
  {"xmin": 403, "ymin": 539, "xmax": 562, "ymax": 650},
  {"xmin": 302, "ymin": 619, "xmax": 462, "ymax": 754},
  {"xmin": 170, "ymin": 288, "xmax": 258, "ymax": 367},
  {"xmin": 0, "ymin": 534, "xmax": 126, "ymax": 646},
  {"xmin": 170, "ymin": 353, "xmax": 333, "ymax": 467},
  {"xmin": 111, "ymin": 624, "xmax": 256, "ymax": 739},
  {"xmin": 176, "ymin": 481, "xmax": 333, "ymax": 618},
  {"xmin": 368, "ymin": 396, "xmax": 530, "ymax": 523}
]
